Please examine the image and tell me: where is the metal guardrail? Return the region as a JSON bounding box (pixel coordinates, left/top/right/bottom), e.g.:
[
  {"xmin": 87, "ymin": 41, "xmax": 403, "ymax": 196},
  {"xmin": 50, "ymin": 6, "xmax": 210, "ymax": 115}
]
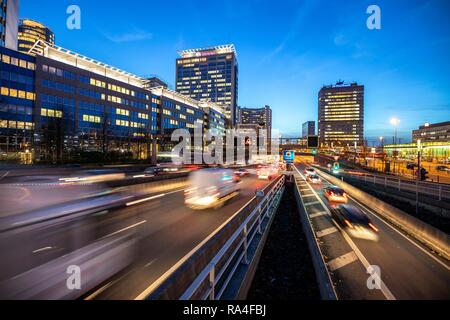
[
  {"xmin": 340, "ymin": 171, "xmax": 450, "ymax": 201},
  {"xmin": 178, "ymin": 176, "xmax": 285, "ymax": 300}
]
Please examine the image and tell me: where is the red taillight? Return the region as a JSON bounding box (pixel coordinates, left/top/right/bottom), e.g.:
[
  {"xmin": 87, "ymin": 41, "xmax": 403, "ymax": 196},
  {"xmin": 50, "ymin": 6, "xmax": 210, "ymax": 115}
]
[{"xmin": 344, "ymin": 220, "xmax": 354, "ymax": 229}]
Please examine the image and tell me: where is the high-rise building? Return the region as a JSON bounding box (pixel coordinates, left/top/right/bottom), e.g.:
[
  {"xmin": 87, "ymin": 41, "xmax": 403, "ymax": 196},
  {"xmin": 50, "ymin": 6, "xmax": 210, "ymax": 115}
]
[
  {"xmin": 1, "ymin": 0, "xmax": 19, "ymax": 50},
  {"xmin": 318, "ymin": 82, "xmax": 364, "ymax": 148},
  {"xmin": 302, "ymin": 121, "xmax": 315, "ymax": 137},
  {"xmin": 238, "ymin": 106, "xmax": 272, "ymax": 144},
  {"xmin": 18, "ymin": 19, "xmax": 55, "ymax": 55},
  {"xmin": 176, "ymin": 45, "xmax": 238, "ymax": 127}
]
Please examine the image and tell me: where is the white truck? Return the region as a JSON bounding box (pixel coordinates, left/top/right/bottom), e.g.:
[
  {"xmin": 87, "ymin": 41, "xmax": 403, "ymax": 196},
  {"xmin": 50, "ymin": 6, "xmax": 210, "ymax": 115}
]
[{"xmin": 185, "ymin": 168, "xmax": 241, "ymax": 210}]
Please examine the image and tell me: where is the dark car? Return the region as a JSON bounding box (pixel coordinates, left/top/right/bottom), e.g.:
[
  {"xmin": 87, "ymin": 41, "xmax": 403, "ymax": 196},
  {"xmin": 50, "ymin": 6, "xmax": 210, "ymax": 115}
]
[
  {"xmin": 436, "ymin": 166, "xmax": 449, "ymax": 172},
  {"xmin": 324, "ymin": 186, "xmax": 348, "ymax": 203},
  {"xmin": 331, "ymin": 205, "xmax": 379, "ymax": 241}
]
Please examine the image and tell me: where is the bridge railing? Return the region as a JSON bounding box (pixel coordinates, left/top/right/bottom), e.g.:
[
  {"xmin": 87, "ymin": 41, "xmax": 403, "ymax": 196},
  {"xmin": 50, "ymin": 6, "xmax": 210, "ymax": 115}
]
[{"xmin": 146, "ymin": 175, "xmax": 285, "ymax": 300}]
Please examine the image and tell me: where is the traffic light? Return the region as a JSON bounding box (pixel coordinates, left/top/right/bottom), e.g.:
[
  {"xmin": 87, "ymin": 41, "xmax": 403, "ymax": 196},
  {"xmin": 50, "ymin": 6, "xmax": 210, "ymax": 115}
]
[
  {"xmin": 312, "ymin": 149, "xmax": 317, "ymax": 155},
  {"xmin": 420, "ymin": 168, "xmax": 428, "ymax": 181}
]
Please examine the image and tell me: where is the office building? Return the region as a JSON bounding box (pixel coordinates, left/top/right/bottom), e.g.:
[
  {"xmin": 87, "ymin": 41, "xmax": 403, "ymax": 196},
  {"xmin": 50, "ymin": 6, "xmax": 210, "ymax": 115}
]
[
  {"xmin": 1, "ymin": 0, "xmax": 19, "ymax": 50},
  {"xmin": 239, "ymin": 106, "xmax": 272, "ymax": 142},
  {"xmin": 412, "ymin": 121, "xmax": 450, "ymax": 143},
  {"xmin": 176, "ymin": 45, "xmax": 238, "ymax": 127},
  {"xmin": 18, "ymin": 19, "xmax": 55, "ymax": 55},
  {"xmin": 302, "ymin": 121, "xmax": 315, "ymax": 137},
  {"xmin": 0, "ymin": 46, "xmax": 36, "ymax": 162},
  {"xmin": 1, "ymin": 40, "xmax": 226, "ymax": 164},
  {"xmin": 318, "ymin": 82, "xmax": 364, "ymax": 148}
]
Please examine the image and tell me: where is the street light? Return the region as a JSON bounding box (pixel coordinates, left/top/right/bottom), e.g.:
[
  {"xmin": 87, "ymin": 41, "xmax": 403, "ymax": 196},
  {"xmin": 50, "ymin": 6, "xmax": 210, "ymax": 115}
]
[{"xmin": 390, "ymin": 118, "xmax": 400, "ymax": 173}]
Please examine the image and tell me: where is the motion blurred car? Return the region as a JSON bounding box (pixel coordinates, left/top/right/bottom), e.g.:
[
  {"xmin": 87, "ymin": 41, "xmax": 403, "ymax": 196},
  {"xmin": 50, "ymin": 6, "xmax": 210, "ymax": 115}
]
[
  {"xmin": 324, "ymin": 186, "xmax": 348, "ymax": 203},
  {"xmin": 330, "ymin": 204, "xmax": 379, "ymax": 241},
  {"xmin": 304, "ymin": 168, "xmax": 316, "ymax": 176},
  {"xmin": 234, "ymin": 168, "xmax": 250, "ymax": 177},
  {"xmin": 307, "ymin": 174, "xmax": 321, "ymax": 184},
  {"xmin": 257, "ymin": 165, "xmax": 278, "ymax": 180},
  {"xmin": 0, "ymin": 190, "xmax": 139, "ymax": 299},
  {"xmin": 437, "ymin": 165, "xmax": 450, "ymax": 172},
  {"xmin": 59, "ymin": 169, "xmax": 125, "ymax": 184},
  {"xmin": 185, "ymin": 169, "xmax": 241, "ymax": 210}
]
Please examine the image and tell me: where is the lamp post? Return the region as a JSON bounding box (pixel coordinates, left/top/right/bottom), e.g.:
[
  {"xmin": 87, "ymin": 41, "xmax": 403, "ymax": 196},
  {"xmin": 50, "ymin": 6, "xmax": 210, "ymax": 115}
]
[
  {"xmin": 390, "ymin": 118, "xmax": 400, "ymax": 173},
  {"xmin": 379, "ymin": 136, "xmax": 384, "ymax": 172}
]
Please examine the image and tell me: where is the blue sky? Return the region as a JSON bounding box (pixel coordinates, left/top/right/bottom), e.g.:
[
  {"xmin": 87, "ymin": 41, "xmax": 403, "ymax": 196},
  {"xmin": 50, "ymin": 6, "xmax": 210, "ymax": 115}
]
[{"xmin": 20, "ymin": 0, "xmax": 450, "ymax": 143}]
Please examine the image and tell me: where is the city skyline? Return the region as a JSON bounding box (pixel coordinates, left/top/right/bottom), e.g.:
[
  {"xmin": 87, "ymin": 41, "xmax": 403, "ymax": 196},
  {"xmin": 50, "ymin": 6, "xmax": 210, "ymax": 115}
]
[{"xmin": 18, "ymin": 0, "xmax": 450, "ymax": 142}]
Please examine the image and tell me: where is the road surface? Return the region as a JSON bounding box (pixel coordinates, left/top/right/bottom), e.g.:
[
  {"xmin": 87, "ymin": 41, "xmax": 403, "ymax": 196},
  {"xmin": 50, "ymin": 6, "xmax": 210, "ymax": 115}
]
[{"xmin": 295, "ymin": 162, "xmax": 450, "ymax": 299}]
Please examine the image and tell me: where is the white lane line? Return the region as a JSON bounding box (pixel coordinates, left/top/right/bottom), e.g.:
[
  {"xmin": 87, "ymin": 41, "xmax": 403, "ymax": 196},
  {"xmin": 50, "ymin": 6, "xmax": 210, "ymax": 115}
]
[
  {"xmin": 304, "ymin": 201, "xmax": 320, "ymax": 207},
  {"xmin": 299, "ymin": 188, "xmax": 311, "ymax": 192},
  {"xmin": 126, "ymin": 194, "xmax": 166, "ymax": 206},
  {"xmin": 32, "ymin": 246, "xmax": 53, "ymax": 254},
  {"xmin": 310, "ymin": 211, "xmax": 329, "ymax": 219},
  {"xmin": 101, "ymin": 220, "xmax": 147, "ymax": 239},
  {"xmin": 294, "ymin": 165, "xmax": 396, "ymax": 300},
  {"xmin": 328, "ymin": 251, "xmax": 359, "ymax": 272},
  {"xmin": 316, "ymin": 227, "xmax": 338, "ymax": 238},
  {"xmin": 302, "ymin": 194, "xmax": 317, "ymax": 198},
  {"xmin": 349, "ymin": 195, "xmax": 450, "ymax": 271},
  {"xmin": 126, "ymin": 188, "xmax": 185, "ymax": 207}
]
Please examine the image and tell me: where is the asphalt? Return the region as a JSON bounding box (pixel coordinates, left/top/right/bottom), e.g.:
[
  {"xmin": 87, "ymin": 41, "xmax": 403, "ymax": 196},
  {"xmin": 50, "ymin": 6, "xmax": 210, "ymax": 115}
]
[
  {"xmin": 84, "ymin": 174, "xmax": 273, "ymax": 300},
  {"xmin": 295, "ymin": 163, "xmax": 450, "ymax": 300}
]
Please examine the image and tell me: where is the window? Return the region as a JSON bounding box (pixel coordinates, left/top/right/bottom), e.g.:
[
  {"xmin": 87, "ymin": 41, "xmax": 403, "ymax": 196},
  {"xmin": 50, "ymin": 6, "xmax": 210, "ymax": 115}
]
[{"xmin": 116, "ymin": 108, "xmax": 130, "ymax": 116}]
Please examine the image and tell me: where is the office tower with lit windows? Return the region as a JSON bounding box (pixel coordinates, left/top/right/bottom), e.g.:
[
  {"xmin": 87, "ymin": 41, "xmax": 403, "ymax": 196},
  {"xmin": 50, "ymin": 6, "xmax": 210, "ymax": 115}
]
[
  {"xmin": 176, "ymin": 45, "xmax": 238, "ymax": 127},
  {"xmin": 1, "ymin": 0, "xmax": 19, "ymax": 50},
  {"xmin": 318, "ymin": 82, "xmax": 364, "ymax": 148},
  {"xmin": 238, "ymin": 106, "xmax": 272, "ymax": 143},
  {"xmin": 18, "ymin": 19, "xmax": 55, "ymax": 55},
  {"xmin": 302, "ymin": 121, "xmax": 316, "ymax": 138}
]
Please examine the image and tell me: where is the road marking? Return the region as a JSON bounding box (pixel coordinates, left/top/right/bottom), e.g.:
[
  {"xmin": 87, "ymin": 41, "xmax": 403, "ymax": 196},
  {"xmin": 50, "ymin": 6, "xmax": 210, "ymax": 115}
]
[
  {"xmin": 304, "ymin": 201, "xmax": 320, "ymax": 207},
  {"xmin": 300, "ymin": 188, "xmax": 311, "ymax": 192},
  {"xmin": 309, "ymin": 211, "xmax": 329, "ymax": 218},
  {"xmin": 349, "ymin": 195, "xmax": 450, "ymax": 271},
  {"xmin": 302, "ymin": 194, "xmax": 316, "ymax": 198},
  {"xmin": 126, "ymin": 194, "xmax": 166, "ymax": 206},
  {"xmin": 32, "ymin": 246, "xmax": 53, "ymax": 254},
  {"xmin": 294, "ymin": 165, "xmax": 396, "ymax": 300},
  {"xmin": 101, "ymin": 220, "xmax": 147, "ymax": 239},
  {"xmin": 328, "ymin": 251, "xmax": 358, "ymax": 271},
  {"xmin": 316, "ymin": 227, "xmax": 338, "ymax": 238}
]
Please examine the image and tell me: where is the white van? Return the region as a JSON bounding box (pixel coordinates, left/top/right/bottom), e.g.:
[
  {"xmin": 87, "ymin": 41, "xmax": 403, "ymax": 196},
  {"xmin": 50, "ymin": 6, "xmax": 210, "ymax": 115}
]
[{"xmin": 185, "ymin": 168, "xmax": 241, "ymax": 210}]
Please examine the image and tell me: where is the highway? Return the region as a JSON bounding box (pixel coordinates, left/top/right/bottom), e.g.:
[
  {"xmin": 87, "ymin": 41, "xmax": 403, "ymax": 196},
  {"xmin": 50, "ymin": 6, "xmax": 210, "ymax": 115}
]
[
  {"xmin": 83, "ymin": 173, "xmax": 273, "ymax": 300},
  {"xmin": 295, "ymin": 162, "xmax": 450, "ymax": 300}
]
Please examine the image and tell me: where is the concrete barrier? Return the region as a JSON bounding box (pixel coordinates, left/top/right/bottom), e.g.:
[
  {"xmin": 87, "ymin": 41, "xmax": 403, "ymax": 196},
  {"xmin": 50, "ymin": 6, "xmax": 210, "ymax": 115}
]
[
  {"xmin": 293, "ymin": 175, "xmax": 337, "ymax": 300},
  {"xmin": 316, "ymin": 169, "xmax": 450, "ymax": 261}
]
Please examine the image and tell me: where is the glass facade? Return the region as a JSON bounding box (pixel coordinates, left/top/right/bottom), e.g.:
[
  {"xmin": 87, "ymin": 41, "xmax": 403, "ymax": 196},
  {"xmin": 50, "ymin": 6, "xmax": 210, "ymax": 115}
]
[
  {"xmin": 35, "ymin": 55, "xmax": 153, "ymax": 162},
  {"xmin": 176, "ymin": 45, "xmax": 238, "ymax": 126},
  {"xmin": 0, "ymin": 43, "xmax": 227, "ymax": 164},
  {"xmin": 18, "ymin": 19, "xmax": 55, "ymax": 55},
  {"xmin": 318, "ymin": 82, "xmax": 364, "ymax": 148},
  {"xmin": 0, "ymin": 46, "xmax": 36, "ymax": 162},
  {"xmin": 0, "ymin": 0, "xmax": 6, "ymax": 47}
]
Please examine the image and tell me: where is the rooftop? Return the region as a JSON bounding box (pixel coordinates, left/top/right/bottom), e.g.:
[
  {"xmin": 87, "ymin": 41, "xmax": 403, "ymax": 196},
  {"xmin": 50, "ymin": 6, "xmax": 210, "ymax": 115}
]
[
  {"xmin": 32, "ymin": 40, "xmax": 146, "ymax": 87},
  {"xmin": 177, "ymin": 44, "xmax": 236, "ymax": 58}
]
